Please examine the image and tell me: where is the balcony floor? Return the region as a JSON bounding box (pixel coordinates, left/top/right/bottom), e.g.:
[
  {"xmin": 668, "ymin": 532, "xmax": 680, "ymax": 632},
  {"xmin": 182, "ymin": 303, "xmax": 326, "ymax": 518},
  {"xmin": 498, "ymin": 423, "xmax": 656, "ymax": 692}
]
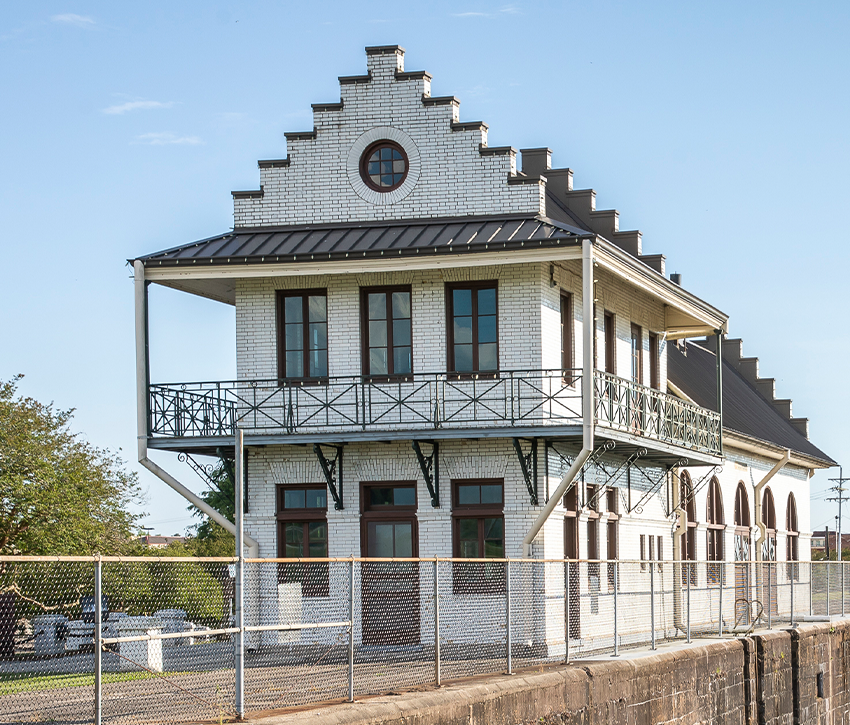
[{"xmin": 146, "ymin": 424, "xmax": 721, "ymax": 467}]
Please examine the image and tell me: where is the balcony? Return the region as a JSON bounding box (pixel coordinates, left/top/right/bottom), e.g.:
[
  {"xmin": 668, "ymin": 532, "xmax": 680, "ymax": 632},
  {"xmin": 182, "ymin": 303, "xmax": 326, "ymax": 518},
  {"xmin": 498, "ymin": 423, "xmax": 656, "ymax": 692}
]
[{"xmin": 147, "ymin": 370, "xmax": 721, "ymax": 460}]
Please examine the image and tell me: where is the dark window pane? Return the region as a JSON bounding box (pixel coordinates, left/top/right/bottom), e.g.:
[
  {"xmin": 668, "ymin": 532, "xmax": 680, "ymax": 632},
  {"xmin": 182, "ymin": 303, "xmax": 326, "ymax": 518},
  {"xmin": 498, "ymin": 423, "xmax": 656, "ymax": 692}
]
[
  {"xmin": 368, "ymin": 161, "xmax": 380, "ymax": 175},
  {"xmin": 454, "ymin": 317, "xmax": 473, "ymax": 344},
  {"xmin": 381, "ymin": 174, "xmax": 393, "ymax": 186},
  {"xmin": 285, "ymin": 352, "xmax": 303, "ymax": 378},
  {"xmin": 483, "ymin": 517, "xmax": 503, "ymax": 541},
  {"xmin": 368, "ymin": 293, "xmax": 386, "ymax": 320},
  {"xmin": 308, "ymin": 295, "xmax": 326, "ymax": 323},
  {"xmin": 284, "ymin": 489, "xmax": 306, "ymax": 509},
  {"xmin": 395, "ymin": 523, "xmax": 413, "ymax": 557},
  {"xmin": 393, "ymin": 487, "xmax": 416, "ymax": 506},
  {"xmin": 477, "ymin": 315, "xmax": 496, "ymax": 344},
  {"xmin": 284, "ymin": 297, "xmax": 302, "ymax": 324},
  {"xmin": 310, "ymin": 350, "xmax": 328, "ymax": 377},
  {"xmin": 305, "ymin": 489, "xmax": 327, "ymax": 509},
  {"xmin": 369, "ymin": 523, "xmax": 395, "ymax": 557},
  {"xmin": 477, "ymin": 287, "xmax": 496, "ymax": 315},
  {"xmin": 381, "ymin": 160, "xmax": 393, "ymax": 174},
  {"xmin": 284, "ymin": 523, "xmax": 304, "ymax": 557},
  {"xmin": 393, "ymin": 347, "xmax": 412, "ymax": 374},
  {"xmin": 458, "ymin": 485, "xmax": 480, "ymax": 505},
  {"xmin": 459, "ymin": 518, "xmax": 479, "ymax": 541},
  {"xmin": 369, "ymin": 320, "xmax": 388, "ymax": 347},
  {"xmin": 453, "ymin": 289, "xmax": 472, "ymax": 317},
  {"xmin": 478, "ymin": 343, "xmax": 498, "ymax": 371},
  {"xmin": 370, "ymin": 488, "xmax": 394, "ymax": 506},
  {"xmin": 481, "ymin": 484, "xmax": 503, "ymax": 504},
  {"xmin": 392, "ymin": 318, "xmax": 411, "ymax": 346},
  {"xmin": 369, "ymin": 348, "xmax": 388, "ymax": 375},
  {"xmin": 285, "ymin": 323, "xmax": 303, "ymax": 351},
  {"xmin": 391, "ymin": 292, "xmax": 411, "ymax": 319}
]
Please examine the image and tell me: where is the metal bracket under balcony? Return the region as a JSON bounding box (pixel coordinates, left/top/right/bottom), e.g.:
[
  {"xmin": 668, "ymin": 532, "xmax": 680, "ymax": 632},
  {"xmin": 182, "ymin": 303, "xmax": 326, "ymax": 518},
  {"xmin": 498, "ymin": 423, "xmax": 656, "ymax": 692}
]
[{"xmin": 412, "ymin": 441, "xmax": 439, "ymax": 508}]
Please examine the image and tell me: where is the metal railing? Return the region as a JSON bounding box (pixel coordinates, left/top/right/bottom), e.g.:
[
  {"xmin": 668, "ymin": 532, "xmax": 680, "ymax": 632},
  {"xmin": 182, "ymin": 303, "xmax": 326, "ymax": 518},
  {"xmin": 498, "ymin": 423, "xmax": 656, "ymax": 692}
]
[
  {"xmin": 148, "ymin": 370, "xmax": 721, "ymax": 455},
  {"xmin": 0, "ymin": 556, "xmax": 837, "ymax": 724}
]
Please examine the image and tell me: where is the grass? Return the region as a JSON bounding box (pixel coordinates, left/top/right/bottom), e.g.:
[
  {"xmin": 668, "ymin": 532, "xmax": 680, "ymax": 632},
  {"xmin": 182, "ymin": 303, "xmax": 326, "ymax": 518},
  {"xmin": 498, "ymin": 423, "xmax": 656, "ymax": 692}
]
[{"xmin": 0, "ymin": 670, "xmax": 179, "ymax": 695}]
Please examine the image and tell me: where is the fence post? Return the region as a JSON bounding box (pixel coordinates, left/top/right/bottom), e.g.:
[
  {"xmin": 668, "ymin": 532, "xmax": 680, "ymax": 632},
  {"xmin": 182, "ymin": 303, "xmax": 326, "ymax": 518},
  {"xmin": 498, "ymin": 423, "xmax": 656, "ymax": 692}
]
[
  {"xmin": 348, "ymin": 557, "xmax": 355, "ymax": 702},
  {"xmin": 506, "ymin": 559, "xmax": 513, "ymax": 675},
  {"xmin": 718, "ymin": 562, "xmax": 723, "ymax": 638},
  {"xmin": 843, "ymin": 561, "xmax": 846, "ymax": 618},
  {"xmin": 809, "ymin": 561, "xmax": 813, "ymax": 617},
  {"xmin": 686, "ymin": 563, "xmax": 691, "ymax": 644},
  {"xmin": 768, "ymin": 562, "xmax": 773, "ymax": 629},
  {"xmin": 612, "ymin": 562, "xmax": 619, "ymax": 657},
  {"xmin": 434, "ymin": 560, "xmax": 441, "ymax": 687},
  {"xmin": 827, "ymin": 561, "xmax": 831, "ymax": 617},
  {"xmin": 94, "ymin": 557, "xmax": 102, "ymax": 725},
  {"xmin": 564, "ymin": 562, "xmax": 571, "ymax": 664},
  {"xmin": 650, "ymin": 561, "xmax": 655, "ymax": 651}
]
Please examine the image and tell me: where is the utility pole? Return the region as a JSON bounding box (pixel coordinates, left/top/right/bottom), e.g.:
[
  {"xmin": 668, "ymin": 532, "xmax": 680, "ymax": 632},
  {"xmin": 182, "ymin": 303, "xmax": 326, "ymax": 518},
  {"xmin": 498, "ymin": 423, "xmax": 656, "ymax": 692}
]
[{"xmin": 826, "ymin": 467, "xmax": 850, "ymax": 560}]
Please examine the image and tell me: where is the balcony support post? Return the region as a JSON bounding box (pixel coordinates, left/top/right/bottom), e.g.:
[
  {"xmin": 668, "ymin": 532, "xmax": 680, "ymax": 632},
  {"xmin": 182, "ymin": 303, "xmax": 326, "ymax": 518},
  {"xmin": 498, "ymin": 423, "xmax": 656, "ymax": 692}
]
[
  {"xmin": 412, "ymin": 440, "xmax": 439, "ymax": 508},
  {"xmin": 521, "ymin": 237, "xmax": 596, "ymax": 557}
]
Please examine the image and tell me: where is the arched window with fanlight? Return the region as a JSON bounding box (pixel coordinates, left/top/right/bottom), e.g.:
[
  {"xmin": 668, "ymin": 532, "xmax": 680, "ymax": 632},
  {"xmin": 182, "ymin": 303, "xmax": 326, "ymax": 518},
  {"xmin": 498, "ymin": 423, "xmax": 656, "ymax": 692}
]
[
  {"xmin": 762, "ymin": 487, "xmax": 777, "ymax": 561},
  {"xmin": 680, "ymin": 471, "xmax": 697, "ymax": 585},
  {"xmin": 734, "ymin": 482, "xmax": 752, "ymax": 623},
  {"xmin": 786, "ymin": 493, "xmax": 799, "ymax": 581},
  {"xmin": 706, "ymin": 478, "xmax": 725, "ymax": 583}
]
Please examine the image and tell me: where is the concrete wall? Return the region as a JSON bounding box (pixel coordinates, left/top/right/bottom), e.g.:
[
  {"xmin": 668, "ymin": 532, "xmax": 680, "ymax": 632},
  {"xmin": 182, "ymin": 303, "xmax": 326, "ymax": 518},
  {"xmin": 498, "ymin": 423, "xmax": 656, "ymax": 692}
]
[{"xmin": 251, "ymin": 620, "xmax": 850, "ymax": 724}]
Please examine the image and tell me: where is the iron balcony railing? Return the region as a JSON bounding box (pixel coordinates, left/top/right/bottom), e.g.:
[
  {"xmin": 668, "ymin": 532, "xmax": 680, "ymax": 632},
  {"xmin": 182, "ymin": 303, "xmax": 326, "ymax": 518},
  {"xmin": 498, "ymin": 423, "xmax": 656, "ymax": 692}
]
[{"xmin": 148, "ymin": 370, "xmax": 721, "ymax": 455}]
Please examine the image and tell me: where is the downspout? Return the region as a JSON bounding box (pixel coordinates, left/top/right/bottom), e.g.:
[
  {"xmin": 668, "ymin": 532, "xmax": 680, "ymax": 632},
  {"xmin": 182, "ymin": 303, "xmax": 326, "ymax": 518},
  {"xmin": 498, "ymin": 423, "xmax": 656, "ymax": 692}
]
[
  {"xmin": 134, "ymin": 260, "xmax": 259, "ymax": 557},
  {"xmin": 523, "ymin": 237, "xmax": 596, "ymax": 557},
  {"xmin": 754, "ymin": 449, "xmax": 791, "ymax": 562}
]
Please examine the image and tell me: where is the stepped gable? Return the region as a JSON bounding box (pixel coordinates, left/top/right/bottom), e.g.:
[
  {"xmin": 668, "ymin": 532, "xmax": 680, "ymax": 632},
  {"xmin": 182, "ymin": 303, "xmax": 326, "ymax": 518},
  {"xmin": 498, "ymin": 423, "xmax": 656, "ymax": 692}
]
[
  {"xmin": 232, "ymin": 45, "xmax": 545, "ymax": 227},
  {"xmin": 668, "ymin": 339, "xmax": 834, "ymax": 465}
]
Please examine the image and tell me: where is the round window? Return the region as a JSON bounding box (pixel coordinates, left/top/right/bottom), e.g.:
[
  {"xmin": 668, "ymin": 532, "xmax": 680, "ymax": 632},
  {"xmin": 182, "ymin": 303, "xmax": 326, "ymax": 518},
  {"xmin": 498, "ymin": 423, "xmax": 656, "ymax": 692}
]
[{"xmin": 360, "ymin": 141, "xmax": 408, "ymax": 192}]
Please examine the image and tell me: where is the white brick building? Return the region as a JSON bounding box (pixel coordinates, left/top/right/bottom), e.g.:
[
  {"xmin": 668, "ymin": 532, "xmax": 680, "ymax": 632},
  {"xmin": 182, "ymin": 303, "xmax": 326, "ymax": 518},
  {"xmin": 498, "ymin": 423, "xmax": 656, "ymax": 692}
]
[{"xmin": 132, "ymin": 46, "xmax": 833, "ymax": 649}]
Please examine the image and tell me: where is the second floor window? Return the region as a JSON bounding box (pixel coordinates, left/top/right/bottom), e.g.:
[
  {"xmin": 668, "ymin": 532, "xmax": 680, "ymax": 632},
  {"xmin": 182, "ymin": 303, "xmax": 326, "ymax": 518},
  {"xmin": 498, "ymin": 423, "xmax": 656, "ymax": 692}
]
[
  {"xmin": 447, "ymin": 282, "xmax": 498, "ymax": 374},
  {"xmin": 361, "ymin": 287, "xmax": 412, "ymax": 377},
  {"xmin": 277, "ymin": 290, "xmax": 328, "ymax": 380}
]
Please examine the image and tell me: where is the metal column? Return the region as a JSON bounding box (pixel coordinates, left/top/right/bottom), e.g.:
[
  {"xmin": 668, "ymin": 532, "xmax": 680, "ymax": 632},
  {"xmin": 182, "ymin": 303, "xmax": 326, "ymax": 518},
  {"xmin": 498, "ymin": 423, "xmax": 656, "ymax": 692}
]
[
  {"xmin": 506, "ymin": 559, "xmax": 513, "ymax": 674},
  {"xmin": 612, "ymin": 563, "xmax": 619, "ymax": 657},
  {"xmin": 94, "ymin": 558, "xmax": 102, "ymax": 725},
  {"xmin": 434, "ymin": 561, "xmax": 441, "ymax": 686},
  {"xmin": 234, "ymin": 428, "xmax": 245, "ymax": 719},
  {"xmin": 348, "ymin": 557, "xmax": 355, "ymax": 702},
  {"xmin": 650, "ymin": 563, "xmax": 656, "ymax": 650}
]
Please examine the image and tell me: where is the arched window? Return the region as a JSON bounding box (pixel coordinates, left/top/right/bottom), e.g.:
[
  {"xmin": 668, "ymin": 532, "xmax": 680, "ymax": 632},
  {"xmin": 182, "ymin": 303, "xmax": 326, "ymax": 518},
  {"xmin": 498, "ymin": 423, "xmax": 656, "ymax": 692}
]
[
  {"xmin": 786, "ymin": 493, "xmax": 799, "ymax": 580},
  {"xmin": 762, "ymin": 487, "xmax": 777, "ymax": 561},
  {"xmin": 733, "ymin": 482, "xmax": 751, "ymax": 561},
  {"xmin": 680, "ymin": 471, "xmax": 697, "ymax": 584},
  {"xmin": 706, "ymin": 478, "xmax": 724, "ymax": 583}
]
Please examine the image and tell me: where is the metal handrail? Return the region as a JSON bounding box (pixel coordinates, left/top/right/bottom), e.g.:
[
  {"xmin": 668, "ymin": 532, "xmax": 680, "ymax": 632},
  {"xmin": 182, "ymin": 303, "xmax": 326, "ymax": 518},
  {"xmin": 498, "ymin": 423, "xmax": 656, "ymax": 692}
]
[{"xmin": 147, "ymin": 368, "xmax": 721, "ymax": 455}]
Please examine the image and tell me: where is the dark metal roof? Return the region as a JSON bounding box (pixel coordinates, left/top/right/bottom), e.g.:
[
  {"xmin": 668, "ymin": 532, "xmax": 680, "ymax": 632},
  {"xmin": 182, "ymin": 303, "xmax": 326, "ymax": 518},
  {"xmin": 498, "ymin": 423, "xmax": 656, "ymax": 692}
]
[
  {"xmin": 136, "ymin": 214, "xmax": 590, "ymax": 267},
  {"xmin": 668, "ymin": 341, "xmax": 835, "ymax": 466}
]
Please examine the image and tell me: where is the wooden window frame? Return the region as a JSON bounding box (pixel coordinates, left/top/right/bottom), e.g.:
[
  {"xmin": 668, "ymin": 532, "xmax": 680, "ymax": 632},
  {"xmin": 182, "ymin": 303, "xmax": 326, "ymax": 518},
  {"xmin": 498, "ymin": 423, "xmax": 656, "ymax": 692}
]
[
  {"xmin": 359, "ymin": 481, "xmax": 419, "ymax": 557},
  {"xmin": 649, "ymin": 332, "xmax": 660, "ymax": 390},
  {"xmin": 360, "ymin": 285, "xmax": 413, "ymax": 380},
  {"xmin": 451, "ymin": 478, "xmax": 505, "ymax": 594},
  {"xmin": 630, "ymin": 323, "xmax": 643, "ymax": 385},
  {"xmin": 276, "ymin": 484, "xmax": 329, "ymax": 597},
  {"xmin": 787, "ymin": 493, "xmax": 799, "ymax": 579},
  {"xmin": 561, "ymin": 292, "xmax": 574, "ymax": 381},
  {"xmin": 604, "ymin": 311, "xmax": 616, "ymax": 375},
  {"xmin": 445, "ymin": 281, "xmax": 499, "ymax": 375},
  {"xmin": 276, "ymin": 289, "xmax": 329, "ymax": 383},
  {"xmin": 360, "ymin": 140, "xmax": 409, "ymax": 193},
  {"xmin": 706, "ymin": 478, "xmax": 725, "ymax": 584}
]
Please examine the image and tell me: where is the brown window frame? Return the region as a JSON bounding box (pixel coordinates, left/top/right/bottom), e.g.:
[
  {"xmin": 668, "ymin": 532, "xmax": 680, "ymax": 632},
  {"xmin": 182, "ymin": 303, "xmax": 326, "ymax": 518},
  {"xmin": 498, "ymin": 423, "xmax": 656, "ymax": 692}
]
[
  {"xmin": 604, "ymin": 311, "xmax": 616, "ymax": 375},
  {"xmin": 680, "ymin": 472, "xmax": 697, "ymax": 585},
  {"xmin": 446, "ymin": 281, "xmax": 499, "ymax": 375},
  {"xmin": 276, "ymin": 289, "xmax": 329, "ymax": 383},
  {"xmin": 561, "ymin": 292, "xmax": 574, "ymax": 380},
  {"xmin": 451, "ymin": 478, "xmax": 505, "ymax": 594},
  {"xmin": 706, "ymin": 478, "xmax": 725, "ymax": 584},
  {"xmin": 360, "ymin": 285, "xmax": 413, "ymax": 379},
  {"xmin": 360, "ymin": 140, "xmax": 409, "ymax": 193},
  {"xmin": 649, "ymin": 332, "xmax": 660, "ymax": 390},
  {"xmin": 630, "ymin": 323, "xmax": 643, "ymax": 385},
  {"xmin": 276, "ymin": 484, "xmax": 329, "ymax": 597},
  {"xmin": 359, "ymin": 481, "xmax": 419, "ymax": 557},
  {"xmin": 786, "ymin": 493, "xmax": 799, "ymax": 580}
]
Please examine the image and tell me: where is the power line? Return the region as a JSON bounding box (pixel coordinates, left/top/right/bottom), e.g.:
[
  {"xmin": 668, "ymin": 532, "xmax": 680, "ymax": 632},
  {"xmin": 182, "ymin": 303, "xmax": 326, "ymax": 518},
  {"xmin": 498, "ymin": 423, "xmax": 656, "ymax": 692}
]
[{"xmin": 825, "ymin": 466, "xmax": 850, "ymax": 559}]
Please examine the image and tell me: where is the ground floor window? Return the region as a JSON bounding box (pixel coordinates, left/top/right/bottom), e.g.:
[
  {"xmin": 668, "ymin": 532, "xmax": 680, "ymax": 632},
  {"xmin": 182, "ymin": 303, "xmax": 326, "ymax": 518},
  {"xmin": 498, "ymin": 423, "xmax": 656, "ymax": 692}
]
[
  {"xmin": 276, "ymin": 485, "xmax": 329, "ymax": 596},
  {"xmin": 452, "ymin": 479, "xmax": 504, "ymax": 594}
]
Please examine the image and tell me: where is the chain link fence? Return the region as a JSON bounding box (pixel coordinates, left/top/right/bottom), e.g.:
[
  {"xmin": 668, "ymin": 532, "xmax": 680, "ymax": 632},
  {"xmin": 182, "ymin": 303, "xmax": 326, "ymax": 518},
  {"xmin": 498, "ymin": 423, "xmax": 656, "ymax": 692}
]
[{"xmin": 0, "ymin": 556, "xmax": 841, "ymax": 724}]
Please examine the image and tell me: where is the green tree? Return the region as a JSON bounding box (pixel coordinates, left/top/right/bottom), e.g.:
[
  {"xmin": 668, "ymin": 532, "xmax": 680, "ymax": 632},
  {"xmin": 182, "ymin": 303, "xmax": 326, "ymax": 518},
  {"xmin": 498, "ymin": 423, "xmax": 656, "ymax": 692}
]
[
  {"xmin": 186, "ymin": 460, "xmax": 236, "ymax": 557},
  {"xmin": 0, "ymin": 375, "xmax": 143, "ymax": 555}
]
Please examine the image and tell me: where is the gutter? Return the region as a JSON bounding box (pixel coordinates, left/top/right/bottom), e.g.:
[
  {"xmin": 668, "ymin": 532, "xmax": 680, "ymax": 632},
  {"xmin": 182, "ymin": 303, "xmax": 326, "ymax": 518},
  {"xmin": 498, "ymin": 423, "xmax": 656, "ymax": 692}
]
[
  {"xmin": 754, "ymin": 449, "xmax": 790, "ymax": 561},
  {"xmin": 134, "ymin": 261, "xmax": 259, "ymax": 557},
  {"xmin": 522, "ymin": 237, "xmax": 595, "ymax": 557}
]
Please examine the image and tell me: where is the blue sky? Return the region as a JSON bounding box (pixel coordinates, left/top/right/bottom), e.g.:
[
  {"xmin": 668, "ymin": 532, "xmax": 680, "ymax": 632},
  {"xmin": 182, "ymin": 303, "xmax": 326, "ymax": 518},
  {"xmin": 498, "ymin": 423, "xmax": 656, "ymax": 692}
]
[{"xmin": 2, "ymin": 1, "xmax": 848, "ymax": 536}]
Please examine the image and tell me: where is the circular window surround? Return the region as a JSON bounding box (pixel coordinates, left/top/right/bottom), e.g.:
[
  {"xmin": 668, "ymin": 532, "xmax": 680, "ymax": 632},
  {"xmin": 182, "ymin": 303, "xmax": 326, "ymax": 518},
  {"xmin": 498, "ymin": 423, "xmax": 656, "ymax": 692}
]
[{"xmin": 347, "ymin": 127, "xmax": 421, "ymax": 205}]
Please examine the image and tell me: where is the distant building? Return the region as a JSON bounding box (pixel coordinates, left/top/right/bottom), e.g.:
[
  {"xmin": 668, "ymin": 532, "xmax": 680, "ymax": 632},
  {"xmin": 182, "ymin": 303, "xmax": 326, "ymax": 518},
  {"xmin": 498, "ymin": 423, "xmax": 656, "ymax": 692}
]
[
  {"xmin": 136, "ymin": 535, "xmax": 188, "ymax": 549},
  {"xmin": 810, "ymin": 531, "xmax": 850, "ymax": 554}
]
